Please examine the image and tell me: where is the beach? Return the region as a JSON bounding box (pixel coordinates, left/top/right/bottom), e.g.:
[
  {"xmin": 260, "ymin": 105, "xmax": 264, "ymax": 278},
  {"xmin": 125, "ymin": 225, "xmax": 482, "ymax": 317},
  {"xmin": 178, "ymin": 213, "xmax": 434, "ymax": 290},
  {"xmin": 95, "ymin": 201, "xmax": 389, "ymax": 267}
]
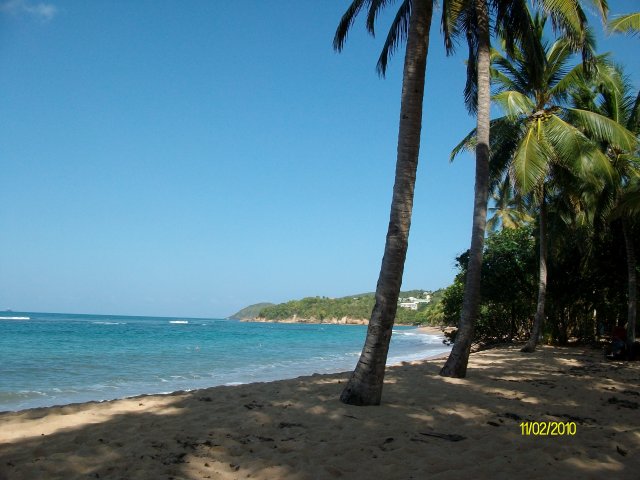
[{"xmin": 1, "ymin": 345, "xmax": 639, "ymax": 479}]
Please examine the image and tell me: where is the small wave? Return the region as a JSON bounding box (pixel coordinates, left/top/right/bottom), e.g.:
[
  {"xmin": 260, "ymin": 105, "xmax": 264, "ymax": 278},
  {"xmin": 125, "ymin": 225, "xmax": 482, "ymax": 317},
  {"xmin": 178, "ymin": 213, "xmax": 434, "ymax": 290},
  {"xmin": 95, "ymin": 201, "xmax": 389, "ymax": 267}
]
[
  {"xmin": 0, "ymin": 316, "xmax": 30, "ymax": 320},
  {"xmin": 92, "ymin": 321, "xmax": 126, "ymax": 325},
  {"xmin": 17, "ymin": 390, "xmax": 47, "ymax": 396},
  {"xmin": 169, "ymin": 320, "xmax": 189, "ymax": 324}
]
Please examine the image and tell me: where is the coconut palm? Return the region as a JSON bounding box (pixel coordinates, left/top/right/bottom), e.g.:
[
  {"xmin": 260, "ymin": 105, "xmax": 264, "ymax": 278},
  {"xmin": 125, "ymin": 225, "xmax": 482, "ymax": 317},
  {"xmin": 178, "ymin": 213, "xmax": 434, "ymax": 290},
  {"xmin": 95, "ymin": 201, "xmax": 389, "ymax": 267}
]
[
  {"xmin": 568, "ymin": 63, "xmax": 640, "ymax": 352},
  {"xmin": 452, "ymin": 14, "xmax": 636, "ymax": 352},
  {"xmin": 333, "ymin": 0, "xmax": 433, "ymax": 405},
  {"xmin": 440, "ymin": 0, "xmax": 608, "ymax": 376},
  {"xmin": 486, "ymin": 176, "xmax": 534, "ymax": 231}
]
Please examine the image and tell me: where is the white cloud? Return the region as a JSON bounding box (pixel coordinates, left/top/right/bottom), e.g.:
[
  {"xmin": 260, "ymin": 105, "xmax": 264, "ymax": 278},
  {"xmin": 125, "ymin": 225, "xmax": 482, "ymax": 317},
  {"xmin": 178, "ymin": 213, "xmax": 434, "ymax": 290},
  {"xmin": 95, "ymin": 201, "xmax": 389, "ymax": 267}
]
[{"xmin": 1, "ymin": 0, "xmax": 58, "ymax": 21}]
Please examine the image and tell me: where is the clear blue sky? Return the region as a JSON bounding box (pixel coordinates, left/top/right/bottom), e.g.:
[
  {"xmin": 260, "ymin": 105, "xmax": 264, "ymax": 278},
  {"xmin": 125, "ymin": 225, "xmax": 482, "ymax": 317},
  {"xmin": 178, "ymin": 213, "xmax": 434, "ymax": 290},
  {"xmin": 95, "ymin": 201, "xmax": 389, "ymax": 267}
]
[{"xmin": 1, "ymin": 1, "xmax": 638, "ymax": 318}]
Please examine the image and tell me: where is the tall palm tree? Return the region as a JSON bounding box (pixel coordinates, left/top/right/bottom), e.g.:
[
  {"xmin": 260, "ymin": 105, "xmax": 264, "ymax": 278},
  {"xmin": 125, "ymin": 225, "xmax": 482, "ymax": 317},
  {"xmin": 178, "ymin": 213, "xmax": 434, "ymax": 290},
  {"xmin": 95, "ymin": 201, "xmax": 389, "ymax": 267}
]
[
  {"xmin": 569, "ymin": 63, "xmax": 640, "ymax": 352},
  {"xmin": 440, "ymin": 0, "xmax": 608, "ymax": 376},
  {"xmin": 452, "ymin": 14, "xmax": 635, "ymax": 352},
  {"xmin": 438, "ymin": 0, "xmax": 493, "ymax": 378},
  {"xmin": 333, "ymin": 0, "xmax": 433, "ymax": 406}
]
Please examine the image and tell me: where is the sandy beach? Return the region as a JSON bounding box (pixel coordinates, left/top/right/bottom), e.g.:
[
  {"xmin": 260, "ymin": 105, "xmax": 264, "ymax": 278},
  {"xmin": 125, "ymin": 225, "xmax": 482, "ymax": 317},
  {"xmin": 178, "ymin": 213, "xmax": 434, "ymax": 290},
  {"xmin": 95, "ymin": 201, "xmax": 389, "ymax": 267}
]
[{"xmin": 1, "ymin": 345, "xmax": 639, "ymax": 480}]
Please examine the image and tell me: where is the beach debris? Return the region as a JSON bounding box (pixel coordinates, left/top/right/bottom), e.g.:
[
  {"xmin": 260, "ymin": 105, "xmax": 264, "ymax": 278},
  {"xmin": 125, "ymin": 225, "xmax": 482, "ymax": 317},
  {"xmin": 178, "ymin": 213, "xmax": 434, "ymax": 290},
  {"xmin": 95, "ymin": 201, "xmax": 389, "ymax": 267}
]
[
  {"xmin": 277, "ymin": 422, "xmax": 304, "ymax": 429},
  {"xmin": 199, "ymin": 396, "xmax": 212, "ymax": 402},
  {"xmin": 499, "ymin": 412, "xmax": 522, "ymax": 421},
  {"xmin": 616, "ymin": 445, "xmax": 628, "ymax": 456},
  {"xmin": 418, "ymin": 432, "xmax": 466, "ymax": 442},
  {"xmin": 162, "ymin": 452, "xmax": 187, "ymax": 465},
  {"xmin": 243, "ymin": 400, "xmax": 264, "ymax": 410},
  {"xmin": 549, "ymin": 413, "xmax": 596, "ymax": 424},
  {"xmin": 487, "ymin": 421, "xmax": 501, "ymax": 427},
  {"xmin": 379, "ymin": 437, "xmax": 396, "ymax": 451},
  {"xmin": 607, "ymin": 397, "xmax": 639, "ymax": 409}
]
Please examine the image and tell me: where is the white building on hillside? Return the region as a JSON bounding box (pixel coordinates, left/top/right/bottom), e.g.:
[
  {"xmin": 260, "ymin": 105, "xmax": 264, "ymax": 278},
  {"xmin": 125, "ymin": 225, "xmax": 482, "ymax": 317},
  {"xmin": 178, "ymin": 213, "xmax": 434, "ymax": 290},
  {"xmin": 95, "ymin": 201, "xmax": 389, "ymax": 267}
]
[{"xmin": 398, "ymin": 293, "xmax": 432, "ymax": 310}]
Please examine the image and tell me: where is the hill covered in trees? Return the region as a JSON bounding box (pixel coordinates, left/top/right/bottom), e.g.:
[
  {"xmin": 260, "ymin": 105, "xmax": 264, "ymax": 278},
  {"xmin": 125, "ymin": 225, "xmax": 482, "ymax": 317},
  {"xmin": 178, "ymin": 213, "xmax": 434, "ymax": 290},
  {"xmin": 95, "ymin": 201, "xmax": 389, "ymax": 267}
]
[
  {"xmin": 228, "ymin": 303, "xmax": 274, "ymax": 320},
  {"xmin": 231, "ymin": 290, "xmax": 446, "ymax": 326}
]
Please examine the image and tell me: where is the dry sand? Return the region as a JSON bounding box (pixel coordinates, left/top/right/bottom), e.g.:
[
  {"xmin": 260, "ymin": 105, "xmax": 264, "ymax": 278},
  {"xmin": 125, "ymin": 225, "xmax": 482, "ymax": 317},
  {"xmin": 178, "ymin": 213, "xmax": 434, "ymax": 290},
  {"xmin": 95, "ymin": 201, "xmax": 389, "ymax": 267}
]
[{"xmin": 1, "ymin": 345, "xmax": 639, "ymax": 479}]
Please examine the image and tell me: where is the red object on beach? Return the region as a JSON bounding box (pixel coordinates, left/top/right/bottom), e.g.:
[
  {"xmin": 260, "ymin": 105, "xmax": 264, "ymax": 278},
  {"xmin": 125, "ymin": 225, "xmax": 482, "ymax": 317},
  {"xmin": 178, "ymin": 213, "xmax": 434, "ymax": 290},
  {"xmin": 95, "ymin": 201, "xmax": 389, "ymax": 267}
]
[{"xmin": 612, "ymin": 326, "xmax": 627, "ymax": 341}]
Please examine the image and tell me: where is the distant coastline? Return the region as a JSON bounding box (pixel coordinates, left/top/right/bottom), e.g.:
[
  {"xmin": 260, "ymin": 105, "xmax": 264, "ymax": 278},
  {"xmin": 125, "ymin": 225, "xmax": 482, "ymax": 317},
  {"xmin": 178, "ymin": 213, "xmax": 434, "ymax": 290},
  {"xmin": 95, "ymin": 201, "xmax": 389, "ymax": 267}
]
[
  {"xmin": 229, "ymin": 289, "xmax": 444, "ymax": 326},
  {"xmin": 243, "ymin": 316, "xmax": 453, "ymax": 339},
  {"xmin": 243, "ymin": 315, "xmax": 369, "ymax": 325}
]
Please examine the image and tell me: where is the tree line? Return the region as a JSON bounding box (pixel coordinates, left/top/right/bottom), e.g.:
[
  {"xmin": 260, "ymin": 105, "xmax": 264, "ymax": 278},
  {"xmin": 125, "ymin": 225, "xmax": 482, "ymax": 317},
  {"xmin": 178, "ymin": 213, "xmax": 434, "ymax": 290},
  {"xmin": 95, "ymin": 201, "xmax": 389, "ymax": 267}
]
[{"xmin": 333, "ymin": 0, "xmax": 639, "ymax": 406}]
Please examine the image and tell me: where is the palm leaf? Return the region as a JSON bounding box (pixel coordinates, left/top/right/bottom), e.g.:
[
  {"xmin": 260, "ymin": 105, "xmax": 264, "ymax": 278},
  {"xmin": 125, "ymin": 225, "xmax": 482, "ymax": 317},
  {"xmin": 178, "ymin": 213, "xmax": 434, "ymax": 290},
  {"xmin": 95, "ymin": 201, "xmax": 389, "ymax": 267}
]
[
  {"xmin": 376, "ymin": 0, "xmax": 411, "ymax": 76},
  {"xmin": 366, "ymin": 0, "xmax": 395, "ymax": 35},
  {"xmin": 535, "ymin": 0, "xmax": 584, "ymax": 41},
  {"xmin": 629, "ymin": 90, "xmax": 640, "ymax": 133},
  {"xmin": 441, "ymin": 0, "xmax": 469, "ymax": 55},
  {"xmin": 334, "ymin": 0, "xmax": 371, "ymax": 52},
  {"xmin": 543, "ymin": 114, "xmax": 615, "ymax": 186},
  {"xmin": 450, "ymin": 128, "xmax": 477, "ymax": 162},
  {"xmin": 511, "ymin": 124, "xmax": 551, "ymax": 193},
  {"xmin": 608, "ymin": 12, "xmax": 640, "ymax": 36},
  {"xmin": 568, "ymin": 108, "xmax": 638, "ymax": 151},
  {"xmin": 492, "ymin": 91, "xmax": 534, "ymax": 119}
]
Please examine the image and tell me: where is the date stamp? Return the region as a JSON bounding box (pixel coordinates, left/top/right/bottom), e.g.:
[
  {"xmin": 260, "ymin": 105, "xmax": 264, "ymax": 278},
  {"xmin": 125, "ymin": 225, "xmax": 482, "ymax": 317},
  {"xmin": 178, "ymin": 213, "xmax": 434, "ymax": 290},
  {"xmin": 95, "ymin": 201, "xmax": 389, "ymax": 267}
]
[{"xmin": 520, "ymin": 421, "xmax": 576, "ymax": 436}]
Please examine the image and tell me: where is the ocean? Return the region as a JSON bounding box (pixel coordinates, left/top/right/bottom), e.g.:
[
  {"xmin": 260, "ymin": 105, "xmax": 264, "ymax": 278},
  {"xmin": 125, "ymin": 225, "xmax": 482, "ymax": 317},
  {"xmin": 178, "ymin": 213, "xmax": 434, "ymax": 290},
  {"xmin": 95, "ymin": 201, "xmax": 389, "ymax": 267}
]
[{"xmin": 0, "ymin": 312, "xmax": 451, "ymax": 412}]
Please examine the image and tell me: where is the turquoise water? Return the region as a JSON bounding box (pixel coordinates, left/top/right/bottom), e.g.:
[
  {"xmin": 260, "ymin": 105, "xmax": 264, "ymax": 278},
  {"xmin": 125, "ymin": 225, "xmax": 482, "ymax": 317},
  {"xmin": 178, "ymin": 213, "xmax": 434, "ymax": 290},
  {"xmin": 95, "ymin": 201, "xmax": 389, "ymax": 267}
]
[{"xmin": 0, "ymin": 312, "xmax": 450, "ymax": 412}]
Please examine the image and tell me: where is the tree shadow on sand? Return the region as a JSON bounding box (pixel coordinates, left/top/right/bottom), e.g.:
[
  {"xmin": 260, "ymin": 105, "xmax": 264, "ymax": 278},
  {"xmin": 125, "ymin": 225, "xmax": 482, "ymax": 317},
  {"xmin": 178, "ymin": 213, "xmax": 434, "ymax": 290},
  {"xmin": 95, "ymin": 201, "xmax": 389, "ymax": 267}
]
[{"xmin": 1, "ymin": 345, "xmax": 639, "ymax": 479}]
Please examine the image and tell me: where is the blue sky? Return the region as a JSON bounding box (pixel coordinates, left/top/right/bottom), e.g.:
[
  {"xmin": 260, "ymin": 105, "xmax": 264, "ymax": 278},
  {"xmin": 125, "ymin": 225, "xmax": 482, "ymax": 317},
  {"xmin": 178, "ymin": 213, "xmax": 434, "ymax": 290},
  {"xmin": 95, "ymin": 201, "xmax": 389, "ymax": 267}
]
[{"xmin": 1, "ymin": 1, "xmax": 638, "ymax": 318}]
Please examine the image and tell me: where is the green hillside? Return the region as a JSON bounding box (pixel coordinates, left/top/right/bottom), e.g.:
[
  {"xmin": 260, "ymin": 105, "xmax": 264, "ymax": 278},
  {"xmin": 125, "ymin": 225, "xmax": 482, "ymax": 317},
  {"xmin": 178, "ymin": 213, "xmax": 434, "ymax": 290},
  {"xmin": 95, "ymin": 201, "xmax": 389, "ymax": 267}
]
[
  {"xmin": 228, "ymin": 302, "xmax": 274, "ymax": 320},
  {"xmin": 247, "ymin": 290, "xmax": 443, "ymax": 325}
]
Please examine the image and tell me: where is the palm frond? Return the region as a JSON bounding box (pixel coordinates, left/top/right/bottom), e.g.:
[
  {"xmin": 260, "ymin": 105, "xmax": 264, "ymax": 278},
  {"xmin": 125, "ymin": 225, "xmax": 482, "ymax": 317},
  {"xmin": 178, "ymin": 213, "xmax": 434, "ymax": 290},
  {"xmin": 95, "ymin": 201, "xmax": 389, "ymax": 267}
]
[
  {"xmin": 334, "ymin": 0, "xmax": 371, "ymax": 52},
  {"xmin": 450, "ymin": 127, "xmax": 477, "ymax": 162},
  {"xmin": 511, "ymin": 124, "xmax": 551, "ymax": 193},
  {"xmin": 568, "ymin": 108, "xmax": 638, "ymax": 151},
  {"xmin": 492, "ymin": 91, "xmax": 534, "ymax": 119},
  {"xmin": 611, "ymin": 179, "xmax": 640, "ymax": 219},
  {"xmin": 494, "ymin": 0, "xmax": 537, "ymax": 59},
  {"xmin": 486, "ymin": 116, "xmax": 524, "ymax": 186},
  {"xmin": 629, "ymin": 90, "xmax": 640, "ymax": 134},
  {"xmin": 366, "ymin": 0, "xmax": 395, "ymax": 35},
  {"xmin": 608, "ymin": 12, "xmax": 640, "ymax": 36},
  {"xmin": 376, "ymin": 0, "xmax": 412, "ymax": 76},
  {"xmin": 535, "ymin": 0, "xmax": 584, "ymax": 40},
  {"xmin": 547, "ymin": 115, "xmax": 616, "ymax": 186},
  {"xmin": 441, "ymin": 0, "xmax": 469, "ymax": 55}
]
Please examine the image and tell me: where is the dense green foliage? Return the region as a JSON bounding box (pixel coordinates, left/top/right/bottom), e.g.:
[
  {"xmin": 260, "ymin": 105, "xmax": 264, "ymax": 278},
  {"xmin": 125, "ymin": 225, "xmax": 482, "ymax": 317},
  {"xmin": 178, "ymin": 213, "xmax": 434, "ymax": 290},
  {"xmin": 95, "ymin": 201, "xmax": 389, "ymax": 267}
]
[
  {"xmin": 442, "ymin": 223, "xmax": 639, "ymax": 346},
  {"xmin": 255, "ymin": 290, "xmax": 438, "ymax": 325}
]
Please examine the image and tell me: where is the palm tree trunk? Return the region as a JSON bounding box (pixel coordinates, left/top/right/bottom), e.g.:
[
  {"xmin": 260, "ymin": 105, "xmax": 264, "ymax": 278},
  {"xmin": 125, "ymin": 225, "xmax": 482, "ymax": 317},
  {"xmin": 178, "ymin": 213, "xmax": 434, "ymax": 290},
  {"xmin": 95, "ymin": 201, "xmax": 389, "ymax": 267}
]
[
  {"xmin": 340, "ymin": 0, "xmax": 432, "ymax": 406},
  {"xmin": 622, "ymin": 219, "xmax": 637, "ymax": 354},
  {"xmin": 522, "ymin": 192, "xmax": 547, "ymax": 353},
  {"xmin": 440, "ymin": 0, "xmax": 490, "ymax": 378}
]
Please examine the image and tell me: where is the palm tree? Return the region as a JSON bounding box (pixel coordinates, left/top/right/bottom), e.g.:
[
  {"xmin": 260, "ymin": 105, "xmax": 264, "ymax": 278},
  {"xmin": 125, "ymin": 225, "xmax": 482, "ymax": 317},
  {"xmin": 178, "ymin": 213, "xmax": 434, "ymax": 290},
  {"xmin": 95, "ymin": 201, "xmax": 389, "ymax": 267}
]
[
  {"xmin": 333, "ymin": 0, "xmax": 433, "ymax": 405},
  {"xmin": 486, "ymin": 177, "xmax": 533, "ymax": 232},
  {"xmin": 440, "ymin": 0, "xmax": 608, "ymax": 375},
  {"xmin": 569, "ymin": 63, "xmax": 640, "ymax": 353},
  {"xmin": 452, "ymin": 14, "xmax": 635, "ymax": 352}
]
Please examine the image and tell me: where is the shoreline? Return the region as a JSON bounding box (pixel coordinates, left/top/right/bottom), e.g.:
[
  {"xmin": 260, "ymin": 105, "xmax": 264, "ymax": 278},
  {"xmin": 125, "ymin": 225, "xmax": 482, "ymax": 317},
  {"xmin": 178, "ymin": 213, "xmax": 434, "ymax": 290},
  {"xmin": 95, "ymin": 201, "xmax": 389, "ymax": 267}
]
[
  {"xmin": 2, "ymin": 345, "xmax": 638, "ymax": 479},
  {"xmin": 0, "ymin": 327, "xmax": 449, "ymax": 414}
]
